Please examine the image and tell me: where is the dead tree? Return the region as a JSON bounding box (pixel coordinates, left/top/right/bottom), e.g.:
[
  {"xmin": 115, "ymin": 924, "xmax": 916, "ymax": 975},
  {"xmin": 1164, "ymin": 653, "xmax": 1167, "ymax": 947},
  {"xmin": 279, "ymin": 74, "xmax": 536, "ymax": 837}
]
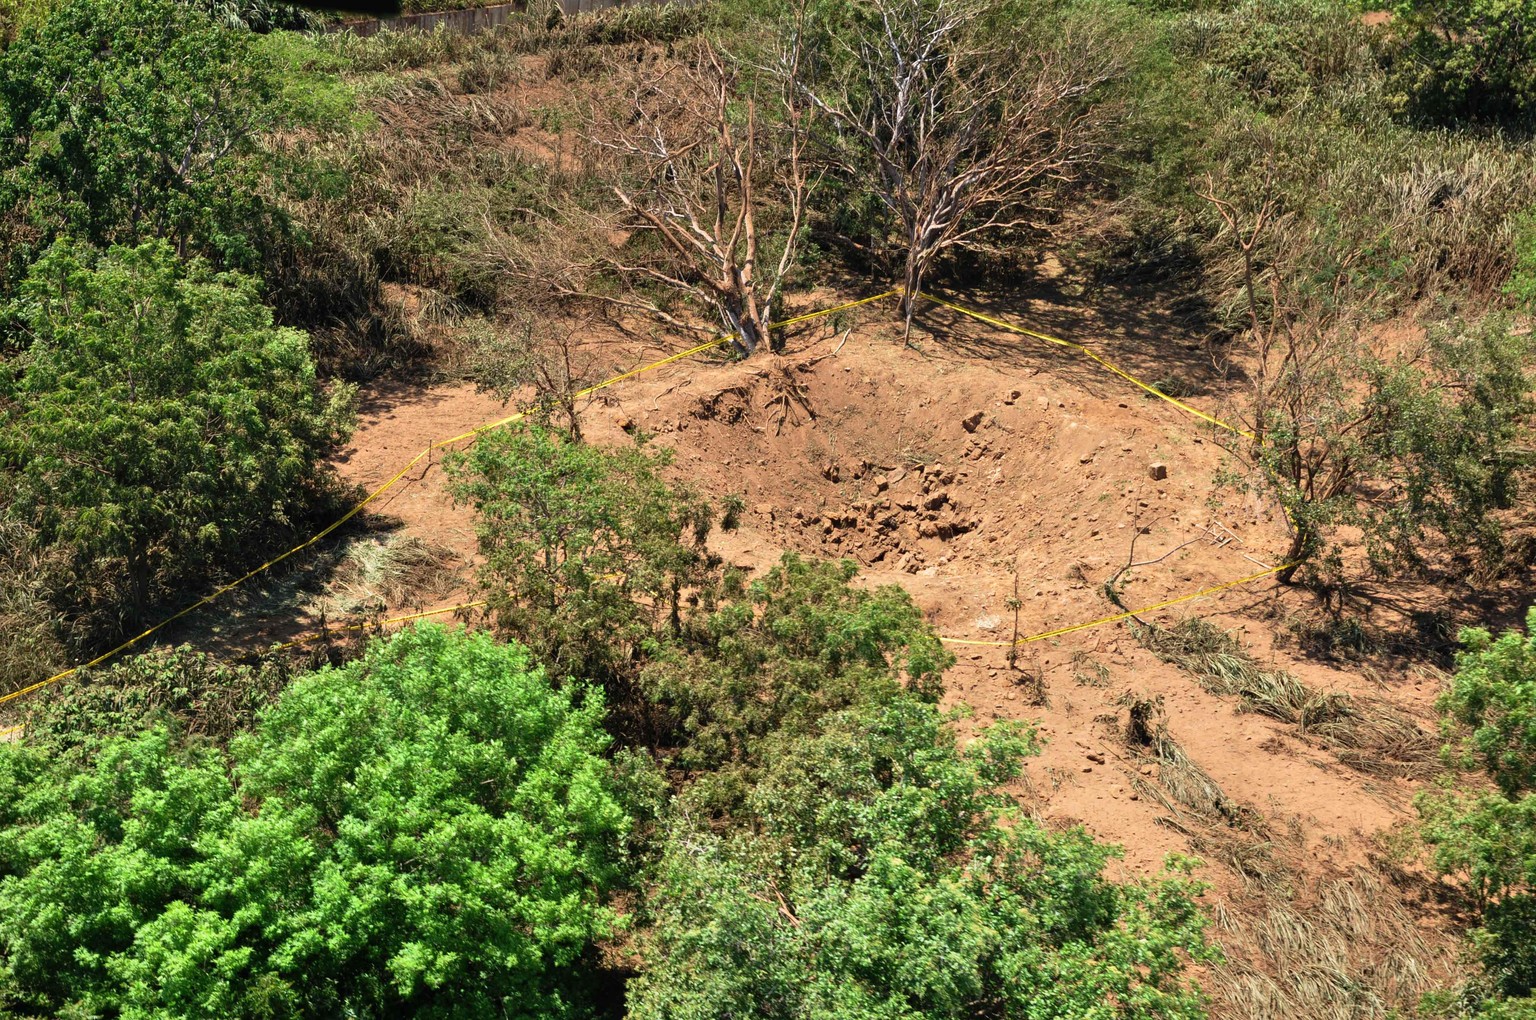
[
  {"xmin": 1201, "ymin": 171, "xmax": 1377, "ymax": 583},
  {"xmin": 593, "ymin": 41, "xmax": 812, "ymax": 357},
  {"xmin": 796, "ymin": 0, "xmax": 1122, "ymax": 336}
]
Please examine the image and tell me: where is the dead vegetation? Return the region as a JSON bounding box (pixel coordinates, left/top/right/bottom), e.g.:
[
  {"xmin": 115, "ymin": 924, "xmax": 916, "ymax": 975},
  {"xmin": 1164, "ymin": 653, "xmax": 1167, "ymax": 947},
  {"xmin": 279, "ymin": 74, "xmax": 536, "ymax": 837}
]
[
  {"xmin": 1207, "ymin": 869, "xmax": 1459, "ymax": 1020},
  {"xmin": 1138, "ymin": 618, "xmax": 1440, "ymax": 779},
  {"xmin": 306, "ymin": 534, "xmax": 465, "ymax": 621}
]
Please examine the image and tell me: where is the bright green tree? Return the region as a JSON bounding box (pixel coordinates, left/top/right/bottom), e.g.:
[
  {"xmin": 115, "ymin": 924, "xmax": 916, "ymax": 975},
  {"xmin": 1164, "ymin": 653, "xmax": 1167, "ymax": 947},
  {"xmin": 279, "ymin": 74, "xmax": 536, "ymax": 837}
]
[
  {"xmin": 0, "ymin": 239, "xmax": 353, "ymax": 626},
  {"xmin": 630, "ymin": 696, "xmax": 1213, "ymax": 1020},
  {"xmin": 1421, "ymin": 609, "xmax": 1536, "ymax": 1001},
  {"xmin": 446, "ymin": 423, "xmax": 716, "ymax": 685},
  {"xmin": 0, "ymin": 624, "xmax": 629, "ymax": 1019}
]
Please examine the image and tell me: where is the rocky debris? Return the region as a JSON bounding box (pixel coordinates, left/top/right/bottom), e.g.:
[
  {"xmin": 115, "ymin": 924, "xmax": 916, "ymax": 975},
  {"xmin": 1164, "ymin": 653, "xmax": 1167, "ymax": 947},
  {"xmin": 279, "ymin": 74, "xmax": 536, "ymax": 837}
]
[
  {"xmin": 771, "ymin": 462, "xmax": 982, "ymax": 572},
  {"xmin": 1148, "ymin": 462, "xmax": 1168, "ymax": 481},
  {"xmin": 962, "ymin": 410, "xmax": 984, "ymax": 433}
]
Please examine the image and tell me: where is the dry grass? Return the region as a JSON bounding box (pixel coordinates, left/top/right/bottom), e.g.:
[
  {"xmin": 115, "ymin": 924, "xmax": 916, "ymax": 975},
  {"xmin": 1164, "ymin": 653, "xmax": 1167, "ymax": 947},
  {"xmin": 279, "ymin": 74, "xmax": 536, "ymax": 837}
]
[
  {"xmin": 1119, "ymin": 695, "xmax": 1289, "ymax": 890},
  {"xmin": 1139, "ymin": 618, "xmax": 1440, "ymax": 779},
  {"xmin": 0, "ymin": 519, "xmax": 80, "ymax": 696},
  {"xmin": 308, "ymin": 534, "xmax": 465, "ymax": 620},
  {"xmin": 1208, "ymin": 869, "xmax": 1459, "ymax": 1020}
]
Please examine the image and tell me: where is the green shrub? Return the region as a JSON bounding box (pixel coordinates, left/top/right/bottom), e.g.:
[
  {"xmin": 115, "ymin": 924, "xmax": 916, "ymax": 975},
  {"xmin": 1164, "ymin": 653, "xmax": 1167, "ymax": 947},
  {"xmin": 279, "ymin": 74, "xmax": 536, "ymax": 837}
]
[
  {"xmin": 446, "ymin": 424, "xmax": 716, "ymax": 687},
  {"xmin": 1388, "ymin": 0, "xmax": 1536, "ymax": 129},
  {"xmin": 0, "ymin": 0, "xmax": 333, "ymax": 289},
  {"xmin": 0, "ymin": 239, "xmax": 355, "ymax": 630},
  {"xmin": 0, "ymin": 624, "xmax": 628, "ymax": 1019},
  {"xmin": 1421, "ymin": 609, "xmax": 1536, "ymax": 997},
  {"xmin": 13, "ymin": 646, "xmax": 297, "ymax": 760},
  {"xmin": 630, "ymin": 696, "xmax": 1213, "ymax": 1020},
  {"xmin": 644, "ymin": 554, "xmax": 953, "ymax": 809}
]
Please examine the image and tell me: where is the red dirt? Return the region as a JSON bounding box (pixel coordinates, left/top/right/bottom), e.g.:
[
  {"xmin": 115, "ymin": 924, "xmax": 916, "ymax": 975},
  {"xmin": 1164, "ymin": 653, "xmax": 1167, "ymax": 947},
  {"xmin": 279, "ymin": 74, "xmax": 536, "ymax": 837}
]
[{"xmin": 324, "ymin": 295, "xmax": 1458, "ymax": 900}]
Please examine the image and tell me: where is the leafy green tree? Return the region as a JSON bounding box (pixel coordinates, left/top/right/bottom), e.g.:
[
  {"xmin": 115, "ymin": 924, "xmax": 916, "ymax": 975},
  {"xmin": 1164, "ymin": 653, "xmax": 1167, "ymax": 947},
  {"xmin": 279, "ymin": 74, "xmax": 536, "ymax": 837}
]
[
  {"xmin": 630, "ymin": 696, "xmax": 1213, "ymax": 1020},
  {"xmin": 1421, "ymin": 609, "xmax": 1536, "ymax": 1000},
  {"xmin": 0, "ymin": 239, "xmax": 354, "ymax": 627},
  {"xmin": 643, "ymin": 554, "xmax": 953, "ymax": 806},
  {"xmin": 0, "ymin": 624, "xmax": 629, "ymax": 1019},
  {"xmin": 0, "ymin": 0, "xmax": 340, "ymax": 290},
  {"xmin": 1388, "ymin": 0, "xmax": 1536, "ymax": 129},
  {"xmin": 446, "ymin": 423, "xmax": 716, "ymax": 686}
]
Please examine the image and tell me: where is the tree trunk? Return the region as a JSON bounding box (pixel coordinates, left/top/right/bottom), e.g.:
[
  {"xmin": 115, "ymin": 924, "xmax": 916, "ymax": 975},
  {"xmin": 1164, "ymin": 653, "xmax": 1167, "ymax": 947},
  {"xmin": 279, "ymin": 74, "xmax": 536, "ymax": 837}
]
[
  {"xmin": 900, "ymin": 250, "xmax": 926, "ymax": 346},
  {"xmin": 1276, "ymin": 526, "xmax": 1311, "ymax": 585}
]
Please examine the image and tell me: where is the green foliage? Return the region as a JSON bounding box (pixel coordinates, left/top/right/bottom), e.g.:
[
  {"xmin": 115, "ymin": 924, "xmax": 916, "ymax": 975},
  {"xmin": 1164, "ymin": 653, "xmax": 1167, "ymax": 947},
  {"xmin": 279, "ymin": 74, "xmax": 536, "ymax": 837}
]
[
  {"xmin": 0, "ymin": 0, "xmax": 51, "ymax": 43},
  {"xmin": 1256, "ymin": 316, "xmax": 1536, "ymax": 580},
  {"xmin": 15, "ymin": 646, "xmax": 296, "ymax": 761},
  {"xmin": 0, "ymin": 240, "xmax": 354, "ymax": 627},
  {"xmin": 1388, "ymin": 0, "xmax": 1536, "ymax": 129},
  {"xmin": 630, "ymin": 696, "xmax": 1213, "ymax": 1020},
  {"xmin": 0, "ymin": 624, "xmax": 628, "ymax": 1018},
  {"xmin": 644, "ymin": 554, "xmax": 953, "ymax": 805},
  {"xmin": 446, "ymin": 423, "xmax": 715, "ymax": 684},
  {"xmin": 1508, "ymin": 209, "xmax": 1536, "ymax": 308},
  {"xmin": 1421, "ymin": 610, "xmax": 1536, "ymax": 997},
  {"xmin": 1437, "ymin": 608, "xmax": 1536, "ymax": 802},
  {"xmin": 1164, "ymin": 0, "xmax": 1378, "ymax": 115},
  {"xmin": 0, "ymin": 0, "xmax": 320, "ymax": 286},
  {"xmin": 192, "ymin": 0, "xmax": 315, "ymax": 32},
  {"xmin": 1101, "ymin": 0, "xmax": 1536, "ymax": 315}
]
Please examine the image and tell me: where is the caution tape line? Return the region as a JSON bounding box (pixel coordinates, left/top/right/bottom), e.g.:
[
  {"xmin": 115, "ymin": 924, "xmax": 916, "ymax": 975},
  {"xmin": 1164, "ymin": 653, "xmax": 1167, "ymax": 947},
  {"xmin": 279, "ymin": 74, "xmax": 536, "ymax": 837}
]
[
  {"xmin": 0, "ymin": 292, "xmax": 895, "ymax": 709},
  {"xmin": 941, "ymin": 562, "xmax": 1294, "ymax": 647},
  {"xmin": 919, "ymin": 292, "xmax": 1254, "ymax": 439}
]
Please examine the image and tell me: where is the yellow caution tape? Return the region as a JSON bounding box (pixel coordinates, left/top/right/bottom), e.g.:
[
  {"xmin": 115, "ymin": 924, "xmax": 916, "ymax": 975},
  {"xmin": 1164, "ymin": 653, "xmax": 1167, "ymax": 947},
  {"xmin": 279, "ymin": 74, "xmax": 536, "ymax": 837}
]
[
  {"xmin": 0, "ymin": 292, "xmax": 894, "ymax": 708},
  {"xmin": 919, "ymin": 292, "xmax": 1254, "ymax": 439},
  {"xmin": 941, "ymin": 561, "xmax": 1294, "ymax": 648}
]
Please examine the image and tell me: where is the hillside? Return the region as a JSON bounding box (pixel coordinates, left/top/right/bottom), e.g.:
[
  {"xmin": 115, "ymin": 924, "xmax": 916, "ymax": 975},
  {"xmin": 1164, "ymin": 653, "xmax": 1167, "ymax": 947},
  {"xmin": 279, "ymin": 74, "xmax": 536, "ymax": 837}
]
[{"xmin": 1, "ymin": 1, "xmax": 1534, "ymax": 1018}]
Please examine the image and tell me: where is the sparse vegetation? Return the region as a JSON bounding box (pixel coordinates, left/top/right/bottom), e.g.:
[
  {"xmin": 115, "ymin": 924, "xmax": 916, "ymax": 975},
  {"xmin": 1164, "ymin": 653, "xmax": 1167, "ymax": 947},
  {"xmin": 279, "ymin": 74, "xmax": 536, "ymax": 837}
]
[{"xmin": 1140, "ymin": 618, "xmax": 1440, "ymax": 779}]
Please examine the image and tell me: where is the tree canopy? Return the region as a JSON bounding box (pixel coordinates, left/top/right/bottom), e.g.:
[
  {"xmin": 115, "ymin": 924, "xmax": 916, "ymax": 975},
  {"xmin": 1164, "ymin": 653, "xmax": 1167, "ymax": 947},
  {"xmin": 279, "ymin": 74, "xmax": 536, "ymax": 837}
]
[
  {"xmin": 0, "ymin": 239, "xmax": 353, "ymax": 626},
  {"xmin": 0, "ymin": 624, "xmax": 629, "ymax": 1019}
]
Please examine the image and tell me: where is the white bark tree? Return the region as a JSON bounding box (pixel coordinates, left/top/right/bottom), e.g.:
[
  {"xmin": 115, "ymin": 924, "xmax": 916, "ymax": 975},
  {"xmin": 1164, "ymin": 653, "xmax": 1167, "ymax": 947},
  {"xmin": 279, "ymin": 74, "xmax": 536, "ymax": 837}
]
[
  {"xmin": 797, "ymin": 0, "xmax": 1123, "ymax": 334},
  {"xmin": 596, "ymin": 41, "xmax": 813, "ymax": 357}
]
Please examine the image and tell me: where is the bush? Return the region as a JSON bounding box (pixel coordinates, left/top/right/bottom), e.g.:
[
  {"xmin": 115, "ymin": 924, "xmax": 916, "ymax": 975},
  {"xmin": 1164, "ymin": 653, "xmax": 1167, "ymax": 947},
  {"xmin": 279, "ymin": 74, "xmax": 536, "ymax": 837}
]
[
  {"xmin": 1421, "ymin": 609, "xmax": 1536, "ymax": 997},
  {"xmin": 0, "ymin": 0, "xmax": 327, "ymax": 290},
  {"xmin": 0, "ymin": 624, "xmax": 628, "ymax": 1019},
  {"xmin": 630, "ymin": 696, "xmax": 1213, "ymax": 1020},
  {"xmin": 643, "ymin": 554, "xmax": 953, "ymax": 808},
  {"xmin": 13, "ymin": 646, "xmax": 298, "ymax": 760},
  {"xmin": 1388, "ymin": 0, "xmax": 1536, "ymax": 129},
  {"xmin": 0, "ymin": 239, "xmax": 355, "ymax": 631},
  {"xmin": 446, "ymin": 424, "xmax": 716, "ymax": 687}
]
